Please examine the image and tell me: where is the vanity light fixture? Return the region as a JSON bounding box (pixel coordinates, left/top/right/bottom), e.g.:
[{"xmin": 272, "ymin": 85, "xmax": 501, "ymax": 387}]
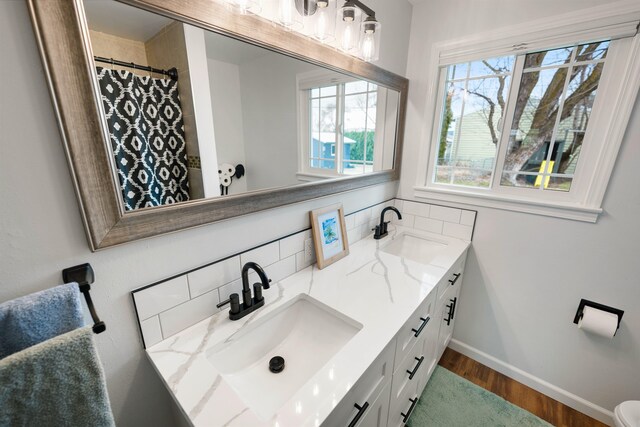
[
  {"xmin": 224, "ymin": 0, "xmax": 262, "ymax": 15},
  {"xmin": 227, "ymin": 0, "xmax": 381, "ymax": 62}
]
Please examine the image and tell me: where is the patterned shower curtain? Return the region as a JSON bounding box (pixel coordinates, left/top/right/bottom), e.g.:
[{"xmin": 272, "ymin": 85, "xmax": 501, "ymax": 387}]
[{"xmin": 96, "ymin": 67, "xmax": 189, "ymax": 211}]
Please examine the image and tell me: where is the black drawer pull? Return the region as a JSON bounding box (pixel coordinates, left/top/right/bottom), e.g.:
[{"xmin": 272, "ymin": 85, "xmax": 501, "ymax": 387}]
[
  {"xmin": 444, "ymin": 304, "xmax": 453, "ymax": 325},
  {"xmin": 347, "ymin": 401, "xmax": 369, "ymax": 427},
  {"xmin": 444, "ymin": 297, "xmax": 458, "ymax": 325},
  {"xmin": 401, "ymin": 396, "xmax": 418, "ymax": 423},
  {"xmin": 411, "ymin": 316, "xmax": 430, "ymax": 337},
  {"xmin": 450, "ymin": 297, "xmax": 457, "ymax": 320},
  {"xmin": 406, "ymin": 356, "xmax": 425, "ymax": 380},
  {"xmin": 449, "ymin": 273, "xmax": 461, "ymax": 286}
]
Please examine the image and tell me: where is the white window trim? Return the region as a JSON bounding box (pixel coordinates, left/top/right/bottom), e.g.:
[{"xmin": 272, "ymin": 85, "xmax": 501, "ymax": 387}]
[
  {"xmin": 296, "ymin": 70, "xmax": 389, "ymax": 177},
  {"xmin": 414, "ymin": 2, "xmax": 640, "ymax": 222}
]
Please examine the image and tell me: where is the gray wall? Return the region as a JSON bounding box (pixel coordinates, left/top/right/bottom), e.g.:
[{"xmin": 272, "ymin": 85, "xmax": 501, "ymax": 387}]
[
  {"xmin": 239, "ymin": 54, "xmax": 315, "ymax": 191},
  {"xmin": 0, "ymin": 1, "xmax": 412, "ymax": 426},
  {"xmin": 400, "ymin": 0, "xmax": 640, "ymax": 418}
]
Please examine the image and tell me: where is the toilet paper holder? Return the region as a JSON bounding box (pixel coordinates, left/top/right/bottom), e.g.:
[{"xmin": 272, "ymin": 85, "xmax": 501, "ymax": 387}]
[{"xmin": 573, "ymin": 299, "xmax": 624, "ymax": 331}]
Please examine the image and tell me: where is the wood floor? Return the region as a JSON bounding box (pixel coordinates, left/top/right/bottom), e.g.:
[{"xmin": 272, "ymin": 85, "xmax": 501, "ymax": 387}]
[{"xmin": 438, "ymin": 348, "xmax": 608, "ymax": 427}]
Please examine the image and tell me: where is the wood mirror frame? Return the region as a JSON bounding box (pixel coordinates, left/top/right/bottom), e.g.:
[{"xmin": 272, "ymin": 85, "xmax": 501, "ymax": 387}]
[{"xmin": 27, "ymin": 0, "xmax": 408, "ymax": 251}]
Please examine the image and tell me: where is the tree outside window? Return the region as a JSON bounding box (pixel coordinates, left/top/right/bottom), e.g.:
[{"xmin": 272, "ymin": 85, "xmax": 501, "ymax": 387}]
[{"xmin": 435, "ymin": 41, "xmax": 608, "ymax": 192}]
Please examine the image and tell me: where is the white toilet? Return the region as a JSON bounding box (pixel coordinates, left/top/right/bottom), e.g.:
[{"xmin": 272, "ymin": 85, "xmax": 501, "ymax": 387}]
[{"xmin": 614, "ymin": 401, "xmax": 640, "ymax": 427}]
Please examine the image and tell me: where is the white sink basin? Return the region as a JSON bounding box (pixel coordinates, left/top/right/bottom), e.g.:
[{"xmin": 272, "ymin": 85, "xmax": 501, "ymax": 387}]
[
  {"xmin": 380, "ymin": 232, "xmax": 447, "ymax": 265},
  {"xmin": 206, "ymin": 294, "xmax": 362, "ymax": 420}
]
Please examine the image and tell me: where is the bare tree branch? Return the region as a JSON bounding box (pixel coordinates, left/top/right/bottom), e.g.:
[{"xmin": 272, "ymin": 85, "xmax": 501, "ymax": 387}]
[{"xmin": 467, "ymin": 89, "xmax": 499, "ymax": 145}]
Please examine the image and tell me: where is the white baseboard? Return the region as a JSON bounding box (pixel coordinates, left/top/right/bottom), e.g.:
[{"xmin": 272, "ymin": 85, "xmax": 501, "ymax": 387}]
[{"xmin": 448, "ymin": 339, "xmax": 614, "ymax": 426}]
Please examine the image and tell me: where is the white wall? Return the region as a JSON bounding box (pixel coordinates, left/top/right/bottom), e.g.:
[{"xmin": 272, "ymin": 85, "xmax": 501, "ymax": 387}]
[
  {"xmin": 400, "ymin": 0, "xmax": 640, "ymax": 420},
  {"xmin": 183, "ymin": 25, "xmax": 221, "ymax": 198},
  {"xmin": 0, "ymin": 1, "xmax": 412, "ymax": 426},
  {"xmin": 239, "ymin": 54, "xmax": 316, "ymax": 191},
  {"xmin": 208, "ymin": 58, "xmax": 248, "ymax": 194}
]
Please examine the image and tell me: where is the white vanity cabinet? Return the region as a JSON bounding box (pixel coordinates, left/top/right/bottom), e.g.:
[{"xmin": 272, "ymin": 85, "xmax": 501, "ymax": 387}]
[
  {"xmin": 321, "ymin": 340, "xmax": 395, "ymax": 427},
  {"xmin": 387, "ymin": 291, "xmax": 437, "ymax": 427},
  {"xmin": 388, "ymin": 250, "xmax": 467, "ymax": 427},
  {"xmin": 434, "ymin": 257, "xmax": 466, "ymax": 362}
]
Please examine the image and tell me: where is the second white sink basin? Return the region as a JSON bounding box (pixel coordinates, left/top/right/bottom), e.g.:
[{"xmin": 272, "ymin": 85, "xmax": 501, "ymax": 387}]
[
  {"xmin": 380, "ymin": 232, "xmax": 447, "ymax": 265},
  {"xmin": 206, "ymin": 294, "xmax": 362, "ymax": 420}
]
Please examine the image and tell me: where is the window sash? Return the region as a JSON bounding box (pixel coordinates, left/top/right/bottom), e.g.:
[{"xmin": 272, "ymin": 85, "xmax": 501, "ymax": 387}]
[
  {"xmin": 303, "ymin": 82, "xmax": 378, "ymax": 176},
  {"xmin": 427, "ymin": 39, "xmax": 619, "ymax": 204}
]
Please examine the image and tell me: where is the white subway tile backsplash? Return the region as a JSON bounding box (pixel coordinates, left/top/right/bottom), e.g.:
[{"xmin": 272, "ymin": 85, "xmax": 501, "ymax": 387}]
[
  {"xmin": 442, "ymin": 222, "xmax": 473, "ymax": 241},
  {"xmin": 354, "ymin": 208, "xmax": 372, "ymax": 226},
  {"xmin": 295, "ymin": 250, "xmax": 315, "ymax": 272},
  {"xmin": 414, "ymin": 216, "xmax": 444, "ymax": 234},
  {"xmin": 134, "ymin": 276, "xmax": 190, "ymax": 320},
  {"xmin": 188, "ymin": 256, "xmax": 240, "ymax": 298},
  {"xmin": 344, "ymin": 213, "xmax": 356, "ymax": 230},
  {"xmin": 460, "ymin": 210, "xmax": 476, "ymax": 226},
  {"xmin": 140, "ymin": 316, "xmax": 163, "ymax": 348},
  {"xmin": 240, "ymin": 241, "xmax": 279, "ymax": 267},
  {"xmin": 218, "ymin": 279, "xmax": 243, "ymax": 303},
  {"xmin": 429, "ymin": 205, "xmax": 462, "ymax": 223},
  {"xmin": 133, "ymin": 199, "xmax": 476, "ymax": 348},
  {"xmin": 264, "ymin": 255, "xmax": 297, "ymax": 283},
  {"xmin": 403, "ymin": 200, "xmax": 430, "ymax": 217},
  {"xmin": 280, "ymin": 230, "xmax": 311, "ymax": 259},
  {"xmin": 159, "ymin": 290, "xmax": 220, "ymax": 338},
  {"xmin": 347, "ymin": 227, "xmax": 362, "ymax": 245},
  {"xmin": 392, "ymin": 213, "xmax": 415, "ymax": 228}
]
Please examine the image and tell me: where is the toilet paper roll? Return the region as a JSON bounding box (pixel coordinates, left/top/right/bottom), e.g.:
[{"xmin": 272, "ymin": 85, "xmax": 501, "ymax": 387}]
[
  {"xmin": 578, "ymin": 306, "xmax": 618, "ymax": 338},
  {"xmin": 219, "ymin": 163, "xmax": 235, "ymax": 177},
  {"xmin": 220, "ymin": 176, "xmax": 231, "ymax": 187}
]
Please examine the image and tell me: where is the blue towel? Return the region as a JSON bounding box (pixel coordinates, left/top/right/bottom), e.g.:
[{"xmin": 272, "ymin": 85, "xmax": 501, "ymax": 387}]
[
  {"xmin": 0, "ymin": 326, "xmax": 115, "ymax": 426},
  {"xmin": 0, "ymin": 283, "xmax": 84, "ymax": 359}
]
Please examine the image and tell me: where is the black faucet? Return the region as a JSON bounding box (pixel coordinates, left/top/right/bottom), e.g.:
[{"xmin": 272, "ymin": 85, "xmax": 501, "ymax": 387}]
[
  {"xmin": 216, "ymin": 262, "xmax": 272, "ymax": 320},
  {"xmin": 373, "ymin": 206, "xmax": 402, "ymax": 239}
]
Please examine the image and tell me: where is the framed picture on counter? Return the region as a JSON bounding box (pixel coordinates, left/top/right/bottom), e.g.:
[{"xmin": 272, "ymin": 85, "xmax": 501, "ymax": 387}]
[{"xmin": 310, "ymin": 204, "xmax": 349, "ymax": 269}]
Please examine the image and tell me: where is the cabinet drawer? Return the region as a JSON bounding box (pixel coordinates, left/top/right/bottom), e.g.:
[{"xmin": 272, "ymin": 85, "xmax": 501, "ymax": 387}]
[
  {"xmin": 387, "ymin": 373, "xmax": 419, "ymax": 427},
  {"xmin": 322, "ymin": 339, "xmax": 395, "ymax": 427},
  {"xmin": 356, "ymin": 381, "xmax": 391, "ymax": 427},
  {"xmin": 394, "ymin": 291, "xmax": 436, "ymax": 366},
  {"xmin": 390, "ymin": 324, "xmax": 429, "ymax": 410},
  {"xmin": 436, "ymin": 255, "xmax": 465, "ymax": 305}
]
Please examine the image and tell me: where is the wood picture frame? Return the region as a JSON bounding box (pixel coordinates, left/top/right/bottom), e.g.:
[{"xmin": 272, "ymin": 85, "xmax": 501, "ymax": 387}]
[{"xmin": 310, "ymin": 204, "xmax": 349, "ymax": 270}]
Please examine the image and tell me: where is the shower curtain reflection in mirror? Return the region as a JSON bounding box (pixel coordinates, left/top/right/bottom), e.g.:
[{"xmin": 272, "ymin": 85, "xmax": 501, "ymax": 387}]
[{"xmin": 96, "ymin": 67, "xmax": 189, "ymax": 211}]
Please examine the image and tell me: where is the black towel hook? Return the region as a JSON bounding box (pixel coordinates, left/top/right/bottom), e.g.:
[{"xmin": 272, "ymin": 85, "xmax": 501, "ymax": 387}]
[{"xmin": 62, "ymin": 263, "xmax": 106, "ymax": 334}]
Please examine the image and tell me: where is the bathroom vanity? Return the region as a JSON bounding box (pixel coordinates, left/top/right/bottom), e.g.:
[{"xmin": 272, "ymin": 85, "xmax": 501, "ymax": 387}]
[{"xmin": 146, "ymin": 227, "xmax": 469, "ymax": 426}]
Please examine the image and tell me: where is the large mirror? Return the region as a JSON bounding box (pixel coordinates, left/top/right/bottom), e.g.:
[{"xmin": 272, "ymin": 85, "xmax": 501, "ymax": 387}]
[{"xmin": 28, "ymin": 0, "xmax": 408, "ymax": 250}]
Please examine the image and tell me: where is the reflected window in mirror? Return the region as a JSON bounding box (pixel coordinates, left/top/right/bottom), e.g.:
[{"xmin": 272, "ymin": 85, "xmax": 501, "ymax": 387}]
[{"xmin": 298, "ymin": 72, "xmax": 397, "ymax": 180}]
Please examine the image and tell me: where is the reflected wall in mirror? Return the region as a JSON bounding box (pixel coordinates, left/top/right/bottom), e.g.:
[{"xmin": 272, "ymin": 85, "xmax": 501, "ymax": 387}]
[
  {"xmin": 27, "ymin": 0, "xmax": 407, "ymax": 249},
  {"xmin": 84, "ymin": 0, "xmax": 399, "ymax": 211}
]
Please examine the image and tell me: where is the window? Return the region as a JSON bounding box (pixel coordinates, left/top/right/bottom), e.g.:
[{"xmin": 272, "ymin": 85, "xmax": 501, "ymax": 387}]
[
  {"xmin": 416, "ymin": 7, "xmax": 640, "ymax": 222},
  {"xmin": 435, "ymin": 42, "xmax": 607, "ymax": 192},
  {"xmin": 302, "ymin": 78, "xmax": 380, "ymax": 177}
]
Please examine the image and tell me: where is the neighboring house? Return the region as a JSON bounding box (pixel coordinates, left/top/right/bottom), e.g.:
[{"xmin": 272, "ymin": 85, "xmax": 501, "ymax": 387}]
[
  {"xmin": 445, "ymin": 98, "xmax": 587, "ymax": 176},
  {"xmin": 311, "ymin": 132, "xmax": 356, "ymax": 169}
]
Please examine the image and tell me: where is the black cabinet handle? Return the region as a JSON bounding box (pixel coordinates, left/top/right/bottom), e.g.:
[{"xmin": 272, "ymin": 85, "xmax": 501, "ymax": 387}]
[
  {"xmin": 401, "ymin": 397, "xmax": 418, "ymax": 424},
  {"xmin": 449, "ymin": 273, "xmax": 461, "ymax": 286},
  {"xmin": 347, "ymin": 402, "xmax": 369, "ymax": 427},
  {"xmin": 411, "ymin": 316, "xmax": 430, "ymax": 337},
  {"xmin": 406, "ymin": 356, "xmax": 425, "ymax": 380},
  {"xmin": 444, "ymin": 297, "xmax": 458, "ymax": 325},
  {"xmin": 444, "ymin": 304, "xmax": 452, "ymax": 325}
]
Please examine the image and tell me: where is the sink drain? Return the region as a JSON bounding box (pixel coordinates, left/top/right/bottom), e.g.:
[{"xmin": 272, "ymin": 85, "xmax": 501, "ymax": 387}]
[{"xmin": 269, "ymin": 356, "xmax": 285, "ymax": 373}]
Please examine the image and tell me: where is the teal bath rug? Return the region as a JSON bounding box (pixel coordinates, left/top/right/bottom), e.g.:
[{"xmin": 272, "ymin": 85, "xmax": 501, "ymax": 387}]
[{"xmin": 407, "ymin": 366, "xmax": 552, "ymax": 427}]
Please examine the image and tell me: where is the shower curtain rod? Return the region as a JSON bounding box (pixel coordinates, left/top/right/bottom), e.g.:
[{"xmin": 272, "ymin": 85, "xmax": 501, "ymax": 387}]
[{"xmin": 94, "ymin": 56, "xmax": 178, "ymax": 81}]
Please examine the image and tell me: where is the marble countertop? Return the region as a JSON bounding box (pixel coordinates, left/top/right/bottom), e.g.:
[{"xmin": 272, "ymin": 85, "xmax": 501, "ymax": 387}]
[{"xmin": 146, "ymin": 225, "xmax": 470, "ymax": 427}]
